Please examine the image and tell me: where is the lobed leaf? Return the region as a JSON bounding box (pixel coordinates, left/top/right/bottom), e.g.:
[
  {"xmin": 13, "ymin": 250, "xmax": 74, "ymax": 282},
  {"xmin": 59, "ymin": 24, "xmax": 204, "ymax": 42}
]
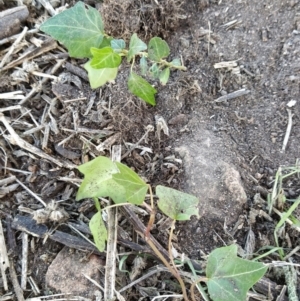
[
  {"xmin": 89, "ymin": 211, "xmax": 107, "ymax": 252},
  {"xmin": 76, "ymin": 156, "xmax": 126, "ymax": 204},
  {"xmin": 148, "ymin": 37, "xmax": 170, "ymax": 61},
  {"xmin": 99, "ymin": 37, "xmax": 113, "ymax": 48},
  {"xmin": 206, "ymin": 245, "xmax": 268, "ymax": 301},
  {"xmin": 40, "ymin": 2, "xmax": 104, "ymax": 58},
  {"xmin": 171, "ymin": 58, "xmax": 181, "ymax": 67},
  {"xmin": 128, "ymin": 72, "xmax": 157, "ymax": 106},
  {"xmin": 149, "ymin": 63, "xmax": 160, "ymax": 79},
  {"xmin": 156, "ymin": 185, "xmax": 200, "ymax": 221},
  {"xmin": 84, "ymin": 60, "xmax": 118, "ymax": 89},
  {"xmin": 111, "ymin": 39, "xmax": 126, "ymax": 52},
  {"xmin": 90, "ymin": 47, "xmax": 122, "ymax": 69},
  {"xmin": 127, "ymin": 33, "xmax": 147, "ymax": 62},
  {"xmin": 113, "ymin": 162, "xmax": 148, "ymax": 205},
  {"xmin": 159, "ymin": 68, "xmax": 170, "ymax": 85}
]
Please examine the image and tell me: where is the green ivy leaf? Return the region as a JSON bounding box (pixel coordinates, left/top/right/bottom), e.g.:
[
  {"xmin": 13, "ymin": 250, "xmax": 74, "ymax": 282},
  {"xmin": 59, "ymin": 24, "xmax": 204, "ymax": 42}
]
[
  {"xmin": 127, "ymin": 33, "xmax": 147, "ymax": 62},
  {"xmin": 159, "ymin": 68, "xmax": 170, "ymax": 85},
  {"xmin": 111, "ymin": 39, "xmax": 126, "ymax": 52},
  {"xmin": 128, "ymin": 72, "xmax": 157, "ymax": 106},
  {"xmin": 89, "ymin": 211, "xmax": 107, "ymax": 252},
  {"xmin": 76, "ymin": 156, "xmax": 126, "ymax": 204},
  {"xmin": 148, "ymin": 37, "xmax": 170, "ymax": 61},
  {"xmin": 40, "ymin": 2, "xmax": 104, "ymax": 58},
  {"xmin": 171, "ymin": 58, "xmax": 181, "ymax": 67},
  {"xmin": 112, "ymin": 162, "xmax": 148, "ymax": 205},
  {"xmin": 84, "ymin": 60, "xmax": 118, "ymax": 89},
  {"xmin": 156, "ymin": 185, "xmax": 199, "ymax": 221},
  {"xmin": 206, "ymin": 245, "xmax": 268, "ymax": 301},
  {"xmin": 99, "ymin": 37, "xmax": 113, "ymax": 48},
  {"xmin": 149, "ymin": 63, "xmax": 160, "ymax": 79},
  {"xmin": 90, "ymin": 47, "xmax": 122, "ymax": 69},
  {"xmin": 140, "ymin": 56, "xmax": 148, "ymax": 76}
]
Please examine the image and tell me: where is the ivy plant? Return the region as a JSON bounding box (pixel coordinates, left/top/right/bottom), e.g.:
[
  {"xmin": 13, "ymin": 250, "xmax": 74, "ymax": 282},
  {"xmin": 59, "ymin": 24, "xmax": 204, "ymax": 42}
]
[
  {"xmin": 40, "ymin": 1, "xmax": 186, "ymax": 106},
  {"xmin": 76, "ymin": 156, "xmax": 267, "ymax": 301}
]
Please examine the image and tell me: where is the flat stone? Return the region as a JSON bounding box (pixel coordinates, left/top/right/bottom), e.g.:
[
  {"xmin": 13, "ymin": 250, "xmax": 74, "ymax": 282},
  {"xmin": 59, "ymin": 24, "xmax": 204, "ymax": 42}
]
[
  {"xmin": 175, "ymin": 126, "xmax": 247, "ymax": 225},
  {"xmin": 46, "ymin": 247, "xmax": 104, "ymax": 299}
]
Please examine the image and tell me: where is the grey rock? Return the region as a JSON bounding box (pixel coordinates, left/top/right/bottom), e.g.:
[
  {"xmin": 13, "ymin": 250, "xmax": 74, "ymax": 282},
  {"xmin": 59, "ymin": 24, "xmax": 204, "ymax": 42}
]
[
  {"xmin": 175, "ymin": 126, "xmax": 247, "ymax": 225},
  {"xmin": 46, "ymin": 247, "xmax": 104, "ymax": 298}
]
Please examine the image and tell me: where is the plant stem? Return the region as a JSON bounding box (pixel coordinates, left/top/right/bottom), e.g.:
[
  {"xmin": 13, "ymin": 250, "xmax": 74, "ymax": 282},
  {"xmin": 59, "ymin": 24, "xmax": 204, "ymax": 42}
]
[
  {"xmin": 120, "ymin": 49, "xmax": 187, "ymax": 71},
  {"xmin": 190, "ymin": 277, "xmax": 208, "ymax": 301},
  {"xmin": 103, "ymin": 202, "xmax": 133, "ymax": 211},
  {"xmin": 145, "ymin": 238, "xmax": 189, "ymax": 301},
  {"xmin": 159, "ymin": 58, "xmax": 187, "ymax": 71},
  {"xmin": 145, "ymin": 185, "xmax": 189, "ymax": 301},
  {"xmin": 145, "ymin": 185, "xmax": 155, "ymax": 238}
]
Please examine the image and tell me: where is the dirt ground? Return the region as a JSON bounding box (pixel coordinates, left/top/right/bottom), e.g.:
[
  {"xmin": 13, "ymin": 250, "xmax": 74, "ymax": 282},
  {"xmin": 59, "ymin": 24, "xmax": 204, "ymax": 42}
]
[{"xmin": 0, "ymin": 0, "xmax": 300, "ymax": 300}]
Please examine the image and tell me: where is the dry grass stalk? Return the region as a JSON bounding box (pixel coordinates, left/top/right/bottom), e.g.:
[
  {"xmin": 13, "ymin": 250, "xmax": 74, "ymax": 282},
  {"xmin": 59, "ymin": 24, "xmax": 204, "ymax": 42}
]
[
  {"xmin": 0, "ymin": 26, "xmax": 28, "ymax": 69},
  {"xmin": 0, "ymin": 219, "xmax": 9, "ymax": 291},
  {"xmin": 21, "ymin": 233, "xmax": 28, "ymax": 290},
  {"xmin": 104, "ymin": 145, "xmax": 122, "ymax": 300}
]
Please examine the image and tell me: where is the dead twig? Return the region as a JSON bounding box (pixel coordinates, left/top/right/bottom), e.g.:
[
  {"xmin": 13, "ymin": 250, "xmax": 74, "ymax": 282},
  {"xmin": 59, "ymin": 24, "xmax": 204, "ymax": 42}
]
[
  {"xmin": 0, "ymin": 38, "xmax": 57, "ymax": 72},
  {"xmin": 15, "ymin": 178, "xmax": 47, "ymax": 207},
  {"xmin": 0, "ymin": 219, "xmax": 9, "ymax": 291},
  {"xmin": 0, "ymin": 26, "xmax": 28, "ymax": 69},
  {"xmin": 104, "ymin": 145, "xmax": 121, "ymax": 300},
  {"xmin": 0, "ymin": 28, "xmax": 38, "ymax": 46},
  {"xmin": 121, "ymin": 125, "xmax": 154, "ymax": 159},
  {"xmin": 9, "ymin": 258, "xmax": 25, "ymax": 301},
  {"xmin": 21, "ymin": 233, "xmax": 28, "ymax": 290},
  {"xmin": 0, "ymin": 94, "xmax": 24, "ymax": 101},
  {"xmin": 214, "ymin": 88, "xmax": 250, "ymax": 103},
  {"xmin": 281, "ymin": 109, "xmax": 293, "ymax": 153}
]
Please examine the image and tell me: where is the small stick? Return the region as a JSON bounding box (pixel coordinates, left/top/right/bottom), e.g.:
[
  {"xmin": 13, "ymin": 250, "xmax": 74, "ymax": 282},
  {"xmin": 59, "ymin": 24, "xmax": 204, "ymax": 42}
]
[
  {"xmin": 15, "ymin": 178, "xmax": 47, "ymax": 207},
  {"xmin": 31, "ymin": 71, "xmax": 58, "ymax": 80},
  {"xmin": 9, "ymin": 259, "xmax": 25, "ymax": 301},
  {"xmin": 283, "ymin": 246, "xmax": 300, "ymax": 261},
  {"xmin": 281, "ymin": 109, "xmax": 293, "ymax": 153},
  {"xmin": 21, "ymin": 233, "xmax": 28, "ymax": 290},
  {"xmin": 214, "ymin": 88, "xmax": 250, "ymax": 102},
  {"xmin": 28, "ymin": 276, "xmax": 40, "ymax": 295},
  {"xmin": 0, "ymin": 219, "xmax": 9, "ymax": 290},
  {"xmin": 119, "ymin": 267, "xmax": 159, "ymax": 293},
  {"xmin": 0, "ymin": 95, "xmax": 24, "ymax": 101},
  {"xmin": 83, "ymin": 274, "xmax": 104, "ymax": 292},
  {"xmin": 0, "ymin": 175, "xmax": 16, "ymax": 186},
  {"xmin": 1, "ymin": 39, "xmax": 57, "ymax": 72},
  {"xmin": 121, "ymin": 125, "xmax": 154, "ymax": 159},
  {"xmin": 104, "ymin": 145, "xmax": 121, "ymax": 301},
  {"xmin": 0, "ymin": 28, "xmax": 38, "ymax": 46},
  {"xmin": 37, "ymin": 0, "xmax": 56, "ymax": 16},
  {"xmin": 0, "ymin": 113, "xmax": 76, "ymax": 169},
  {"xmin": 208, "ymin": 21, "xmax": 211, "ymax": 54},
  {"xmin": 0, "ymin": 26, "xmax": 28, "ymax": 69}
]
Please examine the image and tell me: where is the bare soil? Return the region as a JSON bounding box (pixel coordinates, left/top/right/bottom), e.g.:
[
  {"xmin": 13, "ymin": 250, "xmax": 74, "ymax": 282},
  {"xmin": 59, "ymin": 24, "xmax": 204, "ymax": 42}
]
[{"xmin": 0, "ymin": 0, "xmax": 299, "ymax": 300}]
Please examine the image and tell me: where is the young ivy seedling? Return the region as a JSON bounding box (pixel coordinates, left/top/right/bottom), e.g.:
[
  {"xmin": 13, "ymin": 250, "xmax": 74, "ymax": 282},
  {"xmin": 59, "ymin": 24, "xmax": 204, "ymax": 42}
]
[
  {"xmin": 76, "ymin": 156, "xmax": 267, "ymax": 301},
  {"xmin": 40, "ymin": 1, "xmax": 186, "ymax": 106}
]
